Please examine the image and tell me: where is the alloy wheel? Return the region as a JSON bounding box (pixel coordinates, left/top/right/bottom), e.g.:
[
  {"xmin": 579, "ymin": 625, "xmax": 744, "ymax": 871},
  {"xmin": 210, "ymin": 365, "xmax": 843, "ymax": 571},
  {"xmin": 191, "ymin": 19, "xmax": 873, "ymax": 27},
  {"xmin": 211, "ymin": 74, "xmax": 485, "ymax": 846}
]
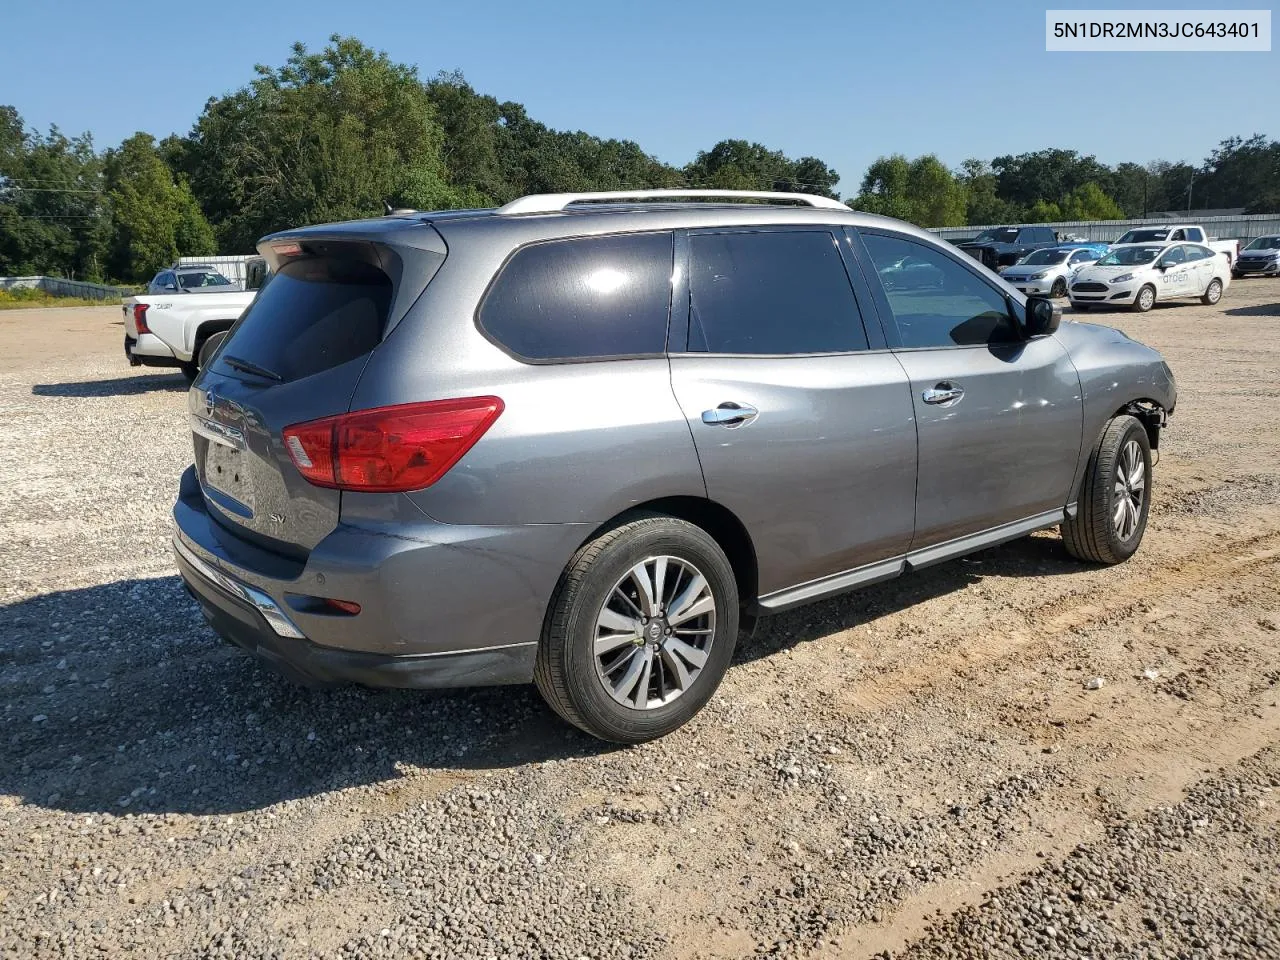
[
  {"xmin": 1113, "ymin": 439, "xmax": 1146, "ymax": 541},
  {"xmin": 593, "ymin": 556, "xmax": 716, "ymax": 710}
]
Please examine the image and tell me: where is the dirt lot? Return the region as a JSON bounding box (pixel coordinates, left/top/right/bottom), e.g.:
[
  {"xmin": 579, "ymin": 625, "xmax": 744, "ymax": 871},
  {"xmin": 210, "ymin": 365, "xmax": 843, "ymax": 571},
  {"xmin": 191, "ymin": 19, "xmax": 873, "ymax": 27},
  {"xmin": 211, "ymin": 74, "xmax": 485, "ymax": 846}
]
[{"xmin": 2, "ymin": 282, "xmax": 1278, "ymax": 959}]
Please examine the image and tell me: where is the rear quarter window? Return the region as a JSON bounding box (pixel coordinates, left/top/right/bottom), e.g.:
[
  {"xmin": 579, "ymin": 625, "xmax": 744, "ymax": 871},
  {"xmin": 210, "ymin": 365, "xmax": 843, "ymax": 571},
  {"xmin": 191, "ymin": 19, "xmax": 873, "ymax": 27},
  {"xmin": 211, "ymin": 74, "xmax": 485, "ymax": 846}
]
[
  {"xmin": 212, "ymin": 256, "xmax": 392, "ymax": 384},
  {"xmin": 478, "ymin": 232, "xmax": 674, "ymax": 361}
]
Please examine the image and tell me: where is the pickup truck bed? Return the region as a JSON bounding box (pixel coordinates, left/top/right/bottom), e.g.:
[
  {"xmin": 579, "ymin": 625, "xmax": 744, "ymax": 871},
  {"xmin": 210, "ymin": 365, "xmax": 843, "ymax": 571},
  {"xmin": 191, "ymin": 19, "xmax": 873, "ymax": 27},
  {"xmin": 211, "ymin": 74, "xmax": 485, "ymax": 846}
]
[{"xmin": 123, "ymin": 289, "xmax": 256, "ymax": 379}]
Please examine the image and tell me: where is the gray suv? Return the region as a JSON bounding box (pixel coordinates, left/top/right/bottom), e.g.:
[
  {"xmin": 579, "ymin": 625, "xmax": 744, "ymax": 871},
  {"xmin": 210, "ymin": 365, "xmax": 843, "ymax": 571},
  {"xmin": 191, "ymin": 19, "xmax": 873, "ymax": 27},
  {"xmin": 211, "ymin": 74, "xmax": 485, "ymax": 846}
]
[{"xmin": 174, "ymin": 190, "xmax": 1176, "ymax": 743}]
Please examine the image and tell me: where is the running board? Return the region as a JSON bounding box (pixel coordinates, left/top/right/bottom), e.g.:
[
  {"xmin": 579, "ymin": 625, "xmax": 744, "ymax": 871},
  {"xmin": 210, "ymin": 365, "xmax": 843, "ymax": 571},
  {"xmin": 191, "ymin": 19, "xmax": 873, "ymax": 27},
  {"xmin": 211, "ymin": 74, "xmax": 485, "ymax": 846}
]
[{"xmin": 755, "ymin": 508, "xmax": 1068, "ymax": 614}]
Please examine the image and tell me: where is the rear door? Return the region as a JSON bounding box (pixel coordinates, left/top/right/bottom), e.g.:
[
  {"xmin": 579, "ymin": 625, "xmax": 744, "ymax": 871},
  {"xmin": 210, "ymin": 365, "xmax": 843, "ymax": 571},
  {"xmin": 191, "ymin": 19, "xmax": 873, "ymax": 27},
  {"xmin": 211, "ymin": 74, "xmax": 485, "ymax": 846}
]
[
  {"xmin": 668, "ymin": 227, "xmax": 917, "ymax": 601},
  {"xmin": 191, "ymin": 241, "xmax": 444, "ymax": 554},
  {"xmin": 853, "ymin": 228, "xmax": 1083, "ymax": 550},
  {"xmin": 1184, "ymin": 244, "xmax": 1215, "ymax": 293}
]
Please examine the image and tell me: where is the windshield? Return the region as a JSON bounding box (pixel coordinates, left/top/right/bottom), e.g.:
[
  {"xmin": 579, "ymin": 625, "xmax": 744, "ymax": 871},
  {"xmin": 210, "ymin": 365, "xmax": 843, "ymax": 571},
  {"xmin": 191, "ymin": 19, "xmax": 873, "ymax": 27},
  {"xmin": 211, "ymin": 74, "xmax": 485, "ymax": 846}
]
[
  {"xmin": 1096, "ymin": 246, "xmax": 1163, "ymax": 266},
  {"xmin": 1244, "ymin": 235, "xmax": 1280, "ymax": 250},
  {"xmin": 178, "ymin": 271, "xmax": 232, "ymax": 289},
  {"xmin": 1020, "ymin": 249, "xmax": 1070, "ymax": 265},
  {"xmin": 1116, "ymin": 229, "xmax": 1170, "ymax": 244},
  {"xmin": 974, "ymin": 228, "xmax": 1018, "ymax": 243}
]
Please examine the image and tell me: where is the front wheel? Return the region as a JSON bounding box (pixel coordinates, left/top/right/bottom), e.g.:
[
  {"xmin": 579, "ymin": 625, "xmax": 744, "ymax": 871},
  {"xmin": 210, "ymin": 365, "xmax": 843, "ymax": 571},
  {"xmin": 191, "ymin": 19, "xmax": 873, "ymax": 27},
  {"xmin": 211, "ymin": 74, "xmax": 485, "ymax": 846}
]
[
  {"xmin": 1131, "ymin": 285, "xmax": 1156, "ymax": 313},
  {"xmin": 1050, "ymin": 277, "xmax": 1067, "ymax": 298},
  {"xmin": 1201, "ymin": 278, "xmax": 1223, "ymax": 305},
  {"xmin": 534, "ymin": 515, "xmax": 739, "ymax": 743},
  {"xmin": 1061, "ymin": 415, "xmax": 1152, "ymax": 565}
]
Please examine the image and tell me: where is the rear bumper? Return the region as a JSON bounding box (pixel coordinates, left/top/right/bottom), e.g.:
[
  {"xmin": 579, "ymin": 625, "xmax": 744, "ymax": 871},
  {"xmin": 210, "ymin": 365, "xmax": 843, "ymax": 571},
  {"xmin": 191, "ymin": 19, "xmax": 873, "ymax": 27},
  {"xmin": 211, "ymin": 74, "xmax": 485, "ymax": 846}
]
[
  {"xmin": 125, "ymin": 333, "xmax": 181, "ymax": 368},
  {"xmin": 172, "ymin": 466, "xmax": 586, "ymax": 689}
]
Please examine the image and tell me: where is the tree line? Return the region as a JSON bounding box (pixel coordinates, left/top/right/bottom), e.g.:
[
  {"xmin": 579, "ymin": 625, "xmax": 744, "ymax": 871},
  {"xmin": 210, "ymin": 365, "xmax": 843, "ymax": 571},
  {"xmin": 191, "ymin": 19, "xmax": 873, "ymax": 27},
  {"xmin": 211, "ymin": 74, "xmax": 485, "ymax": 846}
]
[{"xmin": 2, "ymin": 35, "xmax": 1277, "ymax": 283}]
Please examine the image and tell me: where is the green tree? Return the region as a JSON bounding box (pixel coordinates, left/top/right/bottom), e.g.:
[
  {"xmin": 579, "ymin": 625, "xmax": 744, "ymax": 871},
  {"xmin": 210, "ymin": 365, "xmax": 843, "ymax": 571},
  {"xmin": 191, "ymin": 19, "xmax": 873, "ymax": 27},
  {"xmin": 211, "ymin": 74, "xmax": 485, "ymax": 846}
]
[
  {"xmin": 683, "ymin": 140, "xmax": 839, "ymax": 198},
  {"xmin": 959, "ymin": 158, "xmax": 1021, "ymax": 225},
  {"xmin": 1196, "ymin": 134, "xmax": 1280, "ymax": 210},
  {"xmin": 1059, "ymin": 182, "xmax": 1124, "ymax": 221},
  {"xmin": 1026, "ymin": 199, "xmax": 1063, "ymax": 223},
  {"xmin": 848, "ymin": 154, "xmax": 966, "ymax": 227},
  {"xmin": 0, "ymin": 106, "xmax": 107, "ymax": 279},
  {"xmin": 182, "ymin": 36, "xmax": 461, "ymax": 251},
  {"xmin": 104, "ymin": 133, "xmax": 214, "ymax": 281}
]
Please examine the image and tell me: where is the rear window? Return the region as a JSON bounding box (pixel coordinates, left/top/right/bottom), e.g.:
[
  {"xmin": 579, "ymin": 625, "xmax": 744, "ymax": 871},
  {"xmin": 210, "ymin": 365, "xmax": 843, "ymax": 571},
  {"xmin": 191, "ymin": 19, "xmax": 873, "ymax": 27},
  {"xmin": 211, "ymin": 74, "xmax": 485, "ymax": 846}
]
[
  {"xmin": 688, "ymin": 231, "xmax": 868, "ymax": 354},
  {"xmin": 478, "ymin": 232, "xmax": 673, "ymax": 361},
  {"xmin": 213, "ymin": 257, "xmax": 392, "ymax": 383}
]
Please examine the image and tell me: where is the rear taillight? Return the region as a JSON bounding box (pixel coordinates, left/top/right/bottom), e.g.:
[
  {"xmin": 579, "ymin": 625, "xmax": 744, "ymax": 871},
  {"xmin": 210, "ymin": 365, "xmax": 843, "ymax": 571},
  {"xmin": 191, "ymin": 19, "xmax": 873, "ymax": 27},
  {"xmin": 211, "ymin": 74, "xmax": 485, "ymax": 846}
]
[
  {"xmin": 282, "ymin": 397, "xmax": 504, "ymax": 493},
  {"xmin": 133, "ymin": 303, "xmax": 150, "ymax": 334}
]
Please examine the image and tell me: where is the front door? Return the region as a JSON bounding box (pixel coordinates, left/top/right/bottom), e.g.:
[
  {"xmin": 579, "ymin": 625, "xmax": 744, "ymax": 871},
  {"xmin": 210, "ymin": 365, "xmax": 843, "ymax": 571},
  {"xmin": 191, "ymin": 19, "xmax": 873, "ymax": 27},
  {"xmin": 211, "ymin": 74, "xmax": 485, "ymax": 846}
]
[
  {"xmin": 855, "ymin": 229, "xmax": 1084, "ymax": 550},
  {"xmin": 667, "ymin": 228, "xmax": 918, "ymax": 599},
  {"xmin": 1156, "ymin": 244, "xmax": 1193, "ymax": 298}
]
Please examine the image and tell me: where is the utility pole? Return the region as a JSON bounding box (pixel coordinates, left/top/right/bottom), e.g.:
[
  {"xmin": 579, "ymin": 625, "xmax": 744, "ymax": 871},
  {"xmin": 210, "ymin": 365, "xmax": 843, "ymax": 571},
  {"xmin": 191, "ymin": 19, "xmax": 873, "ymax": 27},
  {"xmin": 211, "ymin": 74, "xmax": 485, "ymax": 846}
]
[{"xmin": 1187, "ymin": 172, "xmax": 1194, "ymax": 213}]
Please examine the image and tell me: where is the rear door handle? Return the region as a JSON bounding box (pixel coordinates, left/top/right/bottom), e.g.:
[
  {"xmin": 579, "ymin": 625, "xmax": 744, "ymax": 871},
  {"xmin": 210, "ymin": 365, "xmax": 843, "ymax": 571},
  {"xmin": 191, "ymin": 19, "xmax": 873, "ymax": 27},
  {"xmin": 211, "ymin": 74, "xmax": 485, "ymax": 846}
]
[
  {"xmin": 701, "ymin": 402, "xmax": 758, "ymax": 427},
  {"xmin": 921, "ymin": 382, "xmax": 964, "ymax": 406}
]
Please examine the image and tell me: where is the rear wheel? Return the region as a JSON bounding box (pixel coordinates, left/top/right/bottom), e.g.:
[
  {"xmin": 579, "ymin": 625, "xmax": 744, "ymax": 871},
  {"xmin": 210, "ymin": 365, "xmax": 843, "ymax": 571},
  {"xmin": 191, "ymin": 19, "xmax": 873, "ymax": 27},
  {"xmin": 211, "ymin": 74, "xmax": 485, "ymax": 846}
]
[
  {"xmin": 1132, "ymin": 285, "xmax": 1156, "ymax": 313},
  {"xmin": 198, "ymin": 330, "xmax": 228, "ymax": 368},
  {"xmin": 1201, "ymin": 278, "xmax": 1223, "ymax": 305},
  {"xmin": 534, "ymin": 515, "xmax": 739, "ymax": 743},
  {"xmin": 181, "ymin": 330, "xmax": 229, "ymax": 383},
  {"xmin": 1061, "ymin": 415, "xmax": 1151, "ymax": 565}
]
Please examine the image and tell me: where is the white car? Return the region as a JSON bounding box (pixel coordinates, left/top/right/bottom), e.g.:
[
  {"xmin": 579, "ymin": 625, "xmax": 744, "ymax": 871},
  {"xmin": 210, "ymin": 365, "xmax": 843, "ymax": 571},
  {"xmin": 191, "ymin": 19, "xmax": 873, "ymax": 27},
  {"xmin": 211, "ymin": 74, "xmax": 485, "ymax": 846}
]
[
  {"xmin": 1069, "ymin": 241, "xmax": 1230, "ymax": 313},
  {"xmin": 999, "ymin": 245, "xmax": 1105, "ymax": 297}
]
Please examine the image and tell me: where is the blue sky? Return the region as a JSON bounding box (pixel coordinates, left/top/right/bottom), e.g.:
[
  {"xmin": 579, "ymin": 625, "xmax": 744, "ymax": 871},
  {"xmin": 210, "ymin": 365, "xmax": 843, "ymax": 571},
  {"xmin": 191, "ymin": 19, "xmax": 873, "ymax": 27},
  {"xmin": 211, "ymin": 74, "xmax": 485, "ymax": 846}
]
[{"xmin": 3, "ymin": 0, "xmax": 1275, "ymax": 193}]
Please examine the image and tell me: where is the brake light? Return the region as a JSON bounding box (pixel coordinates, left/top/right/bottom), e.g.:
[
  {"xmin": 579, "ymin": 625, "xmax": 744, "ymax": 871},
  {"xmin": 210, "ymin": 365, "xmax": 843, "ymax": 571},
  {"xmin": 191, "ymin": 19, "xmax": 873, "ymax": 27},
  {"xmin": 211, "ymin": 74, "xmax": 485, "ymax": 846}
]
[
  {"xmin": 133, "ymin": 303, "xmax": 150, "ymax": 334},
  {"xmin": 282, "ymin": 397, "xmax": 504, "ymax": 492}
]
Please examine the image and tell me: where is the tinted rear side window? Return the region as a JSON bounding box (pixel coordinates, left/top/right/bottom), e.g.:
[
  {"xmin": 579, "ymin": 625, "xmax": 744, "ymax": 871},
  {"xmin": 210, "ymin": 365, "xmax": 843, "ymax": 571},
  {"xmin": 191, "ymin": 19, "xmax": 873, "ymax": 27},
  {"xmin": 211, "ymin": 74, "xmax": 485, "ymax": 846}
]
[
  {"xmin": 688, "ymin": 231, "xmax": 868, "ymax": 354},
  {"xmin": 212, "ymin": 257, "xmax": 392, "ymax": 384},
  {"xmin": 479, "ymin": 232, "xmax": 673, "ymax": 361}
]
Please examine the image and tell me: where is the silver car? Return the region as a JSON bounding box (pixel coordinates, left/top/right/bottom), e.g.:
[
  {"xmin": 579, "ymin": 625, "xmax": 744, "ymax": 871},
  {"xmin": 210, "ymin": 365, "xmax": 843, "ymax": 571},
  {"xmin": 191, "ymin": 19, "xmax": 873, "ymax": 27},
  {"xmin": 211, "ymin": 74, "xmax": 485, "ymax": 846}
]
[
  {"xmin": 174, "ymin": 190, "xmax": 1176, "ymax": 743},
  {"xmin": 999, "ymin": 245, "xmax": 1106, "ymax": 297}
]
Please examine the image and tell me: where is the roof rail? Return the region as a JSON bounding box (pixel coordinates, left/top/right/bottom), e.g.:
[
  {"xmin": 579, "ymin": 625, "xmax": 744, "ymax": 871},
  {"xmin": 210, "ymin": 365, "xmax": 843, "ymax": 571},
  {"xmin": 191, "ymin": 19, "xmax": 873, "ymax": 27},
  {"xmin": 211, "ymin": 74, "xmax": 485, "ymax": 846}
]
[{"xmin": 497, "ymin": 189, "xmax": 850, "ymax": 216}]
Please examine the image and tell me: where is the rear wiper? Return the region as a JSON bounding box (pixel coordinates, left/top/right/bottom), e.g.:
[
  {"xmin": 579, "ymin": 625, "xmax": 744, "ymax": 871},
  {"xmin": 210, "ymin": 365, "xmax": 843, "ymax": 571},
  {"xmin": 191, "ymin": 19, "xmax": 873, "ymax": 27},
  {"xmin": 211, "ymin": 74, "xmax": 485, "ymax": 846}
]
[{"xmin": 222, "ymin": 354, "xmax": 283, "ymax": 382}]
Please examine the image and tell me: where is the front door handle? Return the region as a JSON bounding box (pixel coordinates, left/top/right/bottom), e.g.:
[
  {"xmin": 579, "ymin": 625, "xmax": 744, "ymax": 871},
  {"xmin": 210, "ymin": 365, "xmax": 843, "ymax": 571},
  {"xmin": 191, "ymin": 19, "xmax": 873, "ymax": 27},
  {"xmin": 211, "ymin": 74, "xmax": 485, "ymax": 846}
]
[
  {"xmin": 921, "ymin": 382, "xmax": 964, "ymax": 406},
  {"xmin": 701, "ymin": 402, "xmax": 759, "ymax": 427}
]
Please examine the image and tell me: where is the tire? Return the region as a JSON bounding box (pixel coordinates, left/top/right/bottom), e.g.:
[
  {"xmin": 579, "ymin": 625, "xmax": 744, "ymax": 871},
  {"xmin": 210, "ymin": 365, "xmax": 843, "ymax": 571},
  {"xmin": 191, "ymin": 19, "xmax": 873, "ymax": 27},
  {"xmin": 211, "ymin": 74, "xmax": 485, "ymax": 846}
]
[
  {"xmin": 1050, "ymin": 277, "xmax": 1067, "ymax": 298},
  {"xmin": 1201, "ymin": 278, "xmax": 1223, "ymax": 306},
  {"xmin": 534, "ymin": 514, "xmax": 739, "ymax": 743},
  {"xmin": 179, "ymin": 361, "xmax": 198, "ymax": 383},
  {"xmin": 198, "ymin": 330, "xmax": 228, "ymax": 369},
  {"xmin": 1061, "ymin": 415, "xmax": 1152, "ymax": 565},
  {"xmin": 1131, "ymin": 284, "xmax": 1156, "ymax": 313}
]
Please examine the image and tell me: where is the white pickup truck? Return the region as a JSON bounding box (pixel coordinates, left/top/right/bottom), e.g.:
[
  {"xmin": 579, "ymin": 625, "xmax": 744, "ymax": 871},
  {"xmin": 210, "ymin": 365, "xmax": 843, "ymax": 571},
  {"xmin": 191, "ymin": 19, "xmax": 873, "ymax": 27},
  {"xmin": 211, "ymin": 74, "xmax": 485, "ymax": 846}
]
[
  {"xmin": 1111, "ymin": 224, "xmax": 1239, "ymax": 266},
  {"xmin": 122, "ymin": 258, "xmax": 266, "ymax": 381}
]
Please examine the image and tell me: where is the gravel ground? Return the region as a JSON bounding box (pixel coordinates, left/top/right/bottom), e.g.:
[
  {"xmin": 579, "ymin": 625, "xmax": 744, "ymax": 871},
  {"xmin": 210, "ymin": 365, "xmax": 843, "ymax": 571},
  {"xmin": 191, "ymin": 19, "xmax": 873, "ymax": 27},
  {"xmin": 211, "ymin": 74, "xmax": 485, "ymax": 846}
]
[{"xmin": 1, "ymin": 281, "xmax": 1279, "ymax": 959}]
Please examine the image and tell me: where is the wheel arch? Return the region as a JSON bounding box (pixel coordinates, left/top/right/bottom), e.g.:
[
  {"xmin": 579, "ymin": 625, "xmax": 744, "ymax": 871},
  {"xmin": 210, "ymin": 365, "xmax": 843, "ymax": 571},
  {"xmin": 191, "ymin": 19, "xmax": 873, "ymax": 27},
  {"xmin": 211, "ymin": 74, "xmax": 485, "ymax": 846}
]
[
  {"xmin": 192, "ymin": 318, "xmax": 236, "ymax": 355},
  {"xmin": 1112, "ymin": 398, "xmax": 1167, "ymax": 450},
  {"xmin": 576, "ymin": 497, "xmax": 759, "ymax": 609}
]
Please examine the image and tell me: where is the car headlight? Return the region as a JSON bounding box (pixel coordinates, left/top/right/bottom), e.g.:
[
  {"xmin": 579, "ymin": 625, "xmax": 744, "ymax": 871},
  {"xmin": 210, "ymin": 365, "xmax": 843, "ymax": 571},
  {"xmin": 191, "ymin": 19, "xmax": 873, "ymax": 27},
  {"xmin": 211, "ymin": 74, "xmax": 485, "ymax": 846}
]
[
  {"xmin": 1110, "ymin": 273, "xmax": 1134, "ymax": 284},
  {"xmin": 1029, "ymin": 272, "xmax": 1048, "ymax": 280}
]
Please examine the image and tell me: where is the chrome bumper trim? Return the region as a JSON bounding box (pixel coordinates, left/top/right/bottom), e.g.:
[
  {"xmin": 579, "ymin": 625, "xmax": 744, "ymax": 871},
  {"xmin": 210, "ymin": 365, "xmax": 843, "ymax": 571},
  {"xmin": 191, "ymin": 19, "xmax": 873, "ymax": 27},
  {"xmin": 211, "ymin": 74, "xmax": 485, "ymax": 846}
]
[{"xmin": 173, "ymin": 535, "xmax": 306, "ymax": 640}]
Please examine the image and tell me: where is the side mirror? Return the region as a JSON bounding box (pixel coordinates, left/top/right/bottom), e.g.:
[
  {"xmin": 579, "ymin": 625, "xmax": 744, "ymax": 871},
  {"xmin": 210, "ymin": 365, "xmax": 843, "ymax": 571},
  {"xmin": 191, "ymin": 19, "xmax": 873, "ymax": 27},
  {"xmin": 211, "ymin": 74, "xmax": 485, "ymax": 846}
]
[{"xmin": 1025, "ymin": 296, "xmax": 1061, "ymax": 337}]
